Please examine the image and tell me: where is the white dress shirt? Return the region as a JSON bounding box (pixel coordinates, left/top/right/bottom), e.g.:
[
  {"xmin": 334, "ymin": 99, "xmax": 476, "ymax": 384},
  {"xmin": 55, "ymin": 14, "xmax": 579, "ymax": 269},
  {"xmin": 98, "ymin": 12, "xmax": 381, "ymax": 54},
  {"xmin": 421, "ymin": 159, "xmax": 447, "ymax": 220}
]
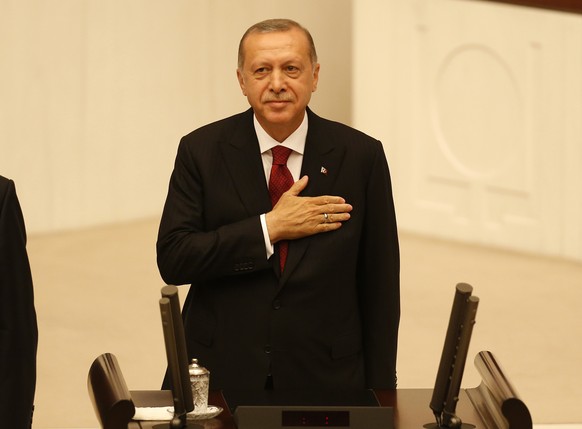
[{"xmin": 255, "ymin": 112, "xmax": 308, "ymax": 258}]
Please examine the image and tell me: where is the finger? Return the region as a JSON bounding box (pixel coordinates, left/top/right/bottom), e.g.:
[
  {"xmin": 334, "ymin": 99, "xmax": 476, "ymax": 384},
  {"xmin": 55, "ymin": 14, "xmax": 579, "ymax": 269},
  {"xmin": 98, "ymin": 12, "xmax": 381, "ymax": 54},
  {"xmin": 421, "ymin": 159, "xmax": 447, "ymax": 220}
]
[
  {"xmin": 287, "ymin": 175, "xmax": 309, "ymax": 196},
  {"xmin": 312, "ymin": 196, "xmax": 348, "ymax": 205},
  {"xmin": 317, "ymin": 219, "xmax": 343, "ymax": 232},
  {"xmin": 325, "ymin": 203, "xmax": 353, "ymax": 214},
  {"xmin": 321, "ymin": 212, "xmax": 350, "ymax": 223}
]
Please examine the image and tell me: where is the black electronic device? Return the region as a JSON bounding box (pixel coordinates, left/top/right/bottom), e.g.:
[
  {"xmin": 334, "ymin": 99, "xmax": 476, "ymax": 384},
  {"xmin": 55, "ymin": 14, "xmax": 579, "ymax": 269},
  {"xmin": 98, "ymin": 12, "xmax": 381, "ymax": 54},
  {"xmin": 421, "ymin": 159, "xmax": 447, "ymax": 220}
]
[
  {"xmin": 159, "ymin": 285, "xmax": 194, "ymax": 428},
  {"xmin": 235, "ymin": 405, "xmax": 393, "ymax": 429},
  {"xmin": 225, "ymin": 389, "xmax": 393, "ymax": 429},
  {"xmin": 427, "ymin": 283, "xmax": 479, "ymax": 429}
]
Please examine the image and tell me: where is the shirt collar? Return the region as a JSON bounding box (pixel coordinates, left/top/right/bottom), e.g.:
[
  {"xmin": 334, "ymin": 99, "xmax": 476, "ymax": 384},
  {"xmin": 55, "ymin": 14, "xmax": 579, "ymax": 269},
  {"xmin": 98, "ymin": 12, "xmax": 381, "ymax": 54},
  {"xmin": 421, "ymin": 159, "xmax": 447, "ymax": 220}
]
[{"xmin": 254, "ymin": 112, "xmax": 308, "ymax": 155}]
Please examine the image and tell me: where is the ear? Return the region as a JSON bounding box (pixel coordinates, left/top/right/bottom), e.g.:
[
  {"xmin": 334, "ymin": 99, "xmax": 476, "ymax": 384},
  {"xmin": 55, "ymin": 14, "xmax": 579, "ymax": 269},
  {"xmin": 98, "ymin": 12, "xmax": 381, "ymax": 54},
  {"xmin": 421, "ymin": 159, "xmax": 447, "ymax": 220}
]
[
  {"xmin": 311, "ymin": 63, "xmax": 320, "ymax": 93},
  {"xmin": 237, "ymin": 69, "xmax": 247, "ymax": 96}
]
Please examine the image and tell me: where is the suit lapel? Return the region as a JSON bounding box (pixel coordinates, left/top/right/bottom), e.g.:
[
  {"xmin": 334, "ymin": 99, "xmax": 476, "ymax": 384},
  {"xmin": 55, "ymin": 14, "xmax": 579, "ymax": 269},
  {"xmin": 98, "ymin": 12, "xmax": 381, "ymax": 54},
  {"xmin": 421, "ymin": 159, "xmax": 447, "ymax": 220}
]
[
  {"xmin": 281, "ymin": 109, "xmax": 346, "ymax": 283},
  {"xmin": 219, "ymin": 109, "xmax": 272, "ymax": 217},
  {"xmin": 300, "ymin": 117, "xmax": 345, "ymax": 198}
]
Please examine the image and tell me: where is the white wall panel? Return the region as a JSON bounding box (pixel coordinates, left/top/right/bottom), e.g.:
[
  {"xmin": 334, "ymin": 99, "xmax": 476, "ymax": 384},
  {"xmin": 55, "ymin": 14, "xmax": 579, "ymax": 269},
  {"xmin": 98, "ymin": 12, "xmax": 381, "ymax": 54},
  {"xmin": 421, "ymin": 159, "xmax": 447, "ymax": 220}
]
[{"xmin": 354, "ymin": 0, "xmax": 582, "ymax": 261}]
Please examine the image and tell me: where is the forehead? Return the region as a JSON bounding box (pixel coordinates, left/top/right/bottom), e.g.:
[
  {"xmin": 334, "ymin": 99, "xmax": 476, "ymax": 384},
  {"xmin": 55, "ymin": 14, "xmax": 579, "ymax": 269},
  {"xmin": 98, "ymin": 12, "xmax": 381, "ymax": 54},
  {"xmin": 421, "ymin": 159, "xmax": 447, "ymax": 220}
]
[{"xmin": 242, "ymin": 28, "xmax": 311, "ymax": 66}]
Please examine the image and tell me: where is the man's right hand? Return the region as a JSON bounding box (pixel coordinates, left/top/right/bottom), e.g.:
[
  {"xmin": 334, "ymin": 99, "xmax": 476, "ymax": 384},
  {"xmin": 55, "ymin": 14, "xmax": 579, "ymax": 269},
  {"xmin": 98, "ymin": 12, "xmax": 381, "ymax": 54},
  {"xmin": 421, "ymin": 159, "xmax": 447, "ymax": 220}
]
[{"xmin": 265, "ymin": 175, "xmax": 353, "ymax": 244}]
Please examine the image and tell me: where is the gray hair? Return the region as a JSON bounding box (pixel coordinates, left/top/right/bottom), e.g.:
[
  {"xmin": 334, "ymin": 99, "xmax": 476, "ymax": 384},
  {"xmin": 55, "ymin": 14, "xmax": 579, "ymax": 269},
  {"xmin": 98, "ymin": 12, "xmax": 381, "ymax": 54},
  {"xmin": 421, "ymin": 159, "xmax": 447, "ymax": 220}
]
[{"xmin": 237, "ymin": 19, "xmax": 318, "ymax": 69}]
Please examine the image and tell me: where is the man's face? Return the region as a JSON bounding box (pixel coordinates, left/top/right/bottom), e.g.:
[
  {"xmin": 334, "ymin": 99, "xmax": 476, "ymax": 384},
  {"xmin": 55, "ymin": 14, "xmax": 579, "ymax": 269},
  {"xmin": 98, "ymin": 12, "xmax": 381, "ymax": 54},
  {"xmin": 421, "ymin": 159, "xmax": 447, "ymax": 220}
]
[{"xmin": 237, "ymin": 27, "xmax": 320, "ymax": 142}]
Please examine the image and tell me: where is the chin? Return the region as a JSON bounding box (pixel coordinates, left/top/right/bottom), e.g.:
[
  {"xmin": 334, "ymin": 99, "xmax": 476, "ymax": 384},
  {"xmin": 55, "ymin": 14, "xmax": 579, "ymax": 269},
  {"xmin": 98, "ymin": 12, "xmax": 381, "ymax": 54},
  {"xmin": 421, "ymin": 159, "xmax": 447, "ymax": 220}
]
[{"xmin": 263, "ymin": 113, "xmax": 296, "ymax": 124}]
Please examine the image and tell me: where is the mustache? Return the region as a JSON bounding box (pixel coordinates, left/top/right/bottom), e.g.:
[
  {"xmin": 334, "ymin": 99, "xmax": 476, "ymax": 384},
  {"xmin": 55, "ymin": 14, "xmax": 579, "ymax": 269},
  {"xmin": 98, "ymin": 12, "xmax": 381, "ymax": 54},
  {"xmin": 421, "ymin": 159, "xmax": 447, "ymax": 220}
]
[{"xmin": 262, "ymin": 93, "xmax": 294, "ymax": 103}]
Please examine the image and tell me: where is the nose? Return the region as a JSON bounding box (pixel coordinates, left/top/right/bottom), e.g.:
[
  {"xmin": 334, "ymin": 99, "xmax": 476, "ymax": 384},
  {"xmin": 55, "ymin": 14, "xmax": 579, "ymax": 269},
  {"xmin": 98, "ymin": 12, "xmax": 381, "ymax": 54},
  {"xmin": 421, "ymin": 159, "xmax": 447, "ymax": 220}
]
[{"xmin": 269, "ymin": 69, "xmax": 286, "ymax": 93}]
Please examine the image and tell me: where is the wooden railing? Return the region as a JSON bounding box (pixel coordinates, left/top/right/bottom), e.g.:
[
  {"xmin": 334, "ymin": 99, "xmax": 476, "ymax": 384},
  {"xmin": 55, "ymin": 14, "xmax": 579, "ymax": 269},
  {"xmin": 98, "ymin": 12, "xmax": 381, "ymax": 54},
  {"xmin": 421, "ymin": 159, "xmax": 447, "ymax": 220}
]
[{"xmin": 478, "ymin": 0, "xmax": 582, "ymax": 14}]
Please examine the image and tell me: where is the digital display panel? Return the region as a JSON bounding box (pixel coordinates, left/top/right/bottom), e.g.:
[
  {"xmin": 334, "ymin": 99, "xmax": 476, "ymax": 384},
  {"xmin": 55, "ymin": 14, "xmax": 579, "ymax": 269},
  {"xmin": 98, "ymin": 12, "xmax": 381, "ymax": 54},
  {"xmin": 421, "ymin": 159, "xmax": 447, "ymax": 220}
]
[{"xmin": 282, "ymin": 410, "xmax": 350, "ymax": 427}]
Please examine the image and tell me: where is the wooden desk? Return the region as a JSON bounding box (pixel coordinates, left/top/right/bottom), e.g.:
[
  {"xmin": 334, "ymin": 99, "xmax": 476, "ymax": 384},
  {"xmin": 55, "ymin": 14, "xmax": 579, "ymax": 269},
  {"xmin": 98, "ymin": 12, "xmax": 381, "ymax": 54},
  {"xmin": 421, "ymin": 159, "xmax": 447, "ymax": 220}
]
[
  {"xmin": 89, "ymin": 352, "xmax": 527, "ymax": 428},
  {"xmin": 129, "ymin": 389, "xmax": 486, "ymax": 429}
]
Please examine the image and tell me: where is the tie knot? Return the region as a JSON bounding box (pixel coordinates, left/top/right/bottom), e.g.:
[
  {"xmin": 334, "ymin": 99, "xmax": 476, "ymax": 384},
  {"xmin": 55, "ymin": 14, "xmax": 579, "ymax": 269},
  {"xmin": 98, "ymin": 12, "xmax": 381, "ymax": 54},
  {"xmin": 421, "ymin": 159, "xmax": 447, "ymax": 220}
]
[{"xmin": 271, "ymin": 145, "xmax": 292, "ymax": 165}]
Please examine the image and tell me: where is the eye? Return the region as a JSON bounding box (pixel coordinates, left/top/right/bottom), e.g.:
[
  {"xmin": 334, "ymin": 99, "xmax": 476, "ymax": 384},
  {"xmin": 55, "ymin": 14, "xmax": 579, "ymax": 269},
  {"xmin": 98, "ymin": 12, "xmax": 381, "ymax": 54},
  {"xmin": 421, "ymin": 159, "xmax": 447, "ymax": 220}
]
[
  {"xmin": 284, "ymin": 65, "xmax": 302, "ymax": 78},
  {"xmin": 253, "ymin": 67, "xmax": 269, "ymax": 76}
]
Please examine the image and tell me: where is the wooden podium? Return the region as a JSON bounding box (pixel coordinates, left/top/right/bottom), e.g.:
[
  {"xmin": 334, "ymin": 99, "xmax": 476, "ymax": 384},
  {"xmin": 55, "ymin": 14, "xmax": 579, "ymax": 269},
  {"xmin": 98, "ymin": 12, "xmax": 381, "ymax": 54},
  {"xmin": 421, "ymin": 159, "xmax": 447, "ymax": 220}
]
[
  {"xmin": 88, "ymin": 351, "xmax": 531, "ymax": 429},
  {"xmin": 128, "ymin": 388, "xmax": 482, "ymax": 429}
]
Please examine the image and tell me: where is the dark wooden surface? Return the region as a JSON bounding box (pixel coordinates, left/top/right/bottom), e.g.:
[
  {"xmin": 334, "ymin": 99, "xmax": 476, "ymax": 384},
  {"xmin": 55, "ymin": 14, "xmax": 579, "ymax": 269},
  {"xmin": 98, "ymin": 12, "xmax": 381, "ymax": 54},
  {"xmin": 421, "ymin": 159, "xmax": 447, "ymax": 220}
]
[{"xmin": 129, "ymin": 389, "xmax": 486, "ymax": 429}]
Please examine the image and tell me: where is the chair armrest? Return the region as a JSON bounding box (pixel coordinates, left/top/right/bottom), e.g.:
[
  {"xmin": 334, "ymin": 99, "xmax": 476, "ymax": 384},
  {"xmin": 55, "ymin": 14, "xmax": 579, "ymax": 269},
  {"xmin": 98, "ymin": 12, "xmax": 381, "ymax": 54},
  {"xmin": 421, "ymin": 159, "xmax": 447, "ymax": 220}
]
[
  {"xmin": 87, "ymin": 353, "xmax": 135, "ymax": 429},
  {"xmin": 466, "ymin": 351, "xmax": 532, "ymax": 429}
]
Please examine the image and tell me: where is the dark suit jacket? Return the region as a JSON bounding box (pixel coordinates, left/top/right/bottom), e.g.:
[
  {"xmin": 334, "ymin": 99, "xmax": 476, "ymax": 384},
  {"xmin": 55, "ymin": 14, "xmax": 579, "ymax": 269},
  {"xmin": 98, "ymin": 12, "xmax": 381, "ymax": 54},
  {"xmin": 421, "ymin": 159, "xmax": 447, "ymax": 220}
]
[
  {"xmin": 0, "ymin": 176, "xmax": 38, "ymax": 428},
  {"xmin": 157, "ymin": 108, "xmax": 399, "ymax": 390}
]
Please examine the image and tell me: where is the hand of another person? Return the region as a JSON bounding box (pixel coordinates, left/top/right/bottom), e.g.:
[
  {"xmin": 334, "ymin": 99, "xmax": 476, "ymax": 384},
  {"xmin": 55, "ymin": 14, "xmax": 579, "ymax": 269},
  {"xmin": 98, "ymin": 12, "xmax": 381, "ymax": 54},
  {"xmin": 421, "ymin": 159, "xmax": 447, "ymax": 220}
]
[{"xmin": 265, "ymin": 175, "xmax": 352, "ymax": 244}]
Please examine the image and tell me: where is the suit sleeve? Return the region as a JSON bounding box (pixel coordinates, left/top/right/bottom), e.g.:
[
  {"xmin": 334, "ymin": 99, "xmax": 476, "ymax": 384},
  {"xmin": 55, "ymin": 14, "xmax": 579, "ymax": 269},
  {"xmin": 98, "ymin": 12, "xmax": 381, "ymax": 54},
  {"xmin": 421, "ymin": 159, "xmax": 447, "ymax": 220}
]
[
  {"xmin": 157, "ymin": 138, "xmax": 272, "ymax": 286},
  {"xmin": 0, "ymin": 178, "xmax": 38, "ymax": 428},
  {"xmin": 357, "ymin": 142, "xmax": 400, "ymax": 389}
]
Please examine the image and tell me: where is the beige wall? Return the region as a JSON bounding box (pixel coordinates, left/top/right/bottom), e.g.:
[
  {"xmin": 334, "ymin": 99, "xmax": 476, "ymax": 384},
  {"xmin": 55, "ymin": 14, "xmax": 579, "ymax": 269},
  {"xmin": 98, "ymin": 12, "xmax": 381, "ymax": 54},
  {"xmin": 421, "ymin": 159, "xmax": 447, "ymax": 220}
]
[
  {"xmin": 4, "ymin": 0, "xmax": 582, "ymax": 427},
  {"xmin": 0, "ymin": 0, "xmax": 352, "ymax": 234},
  {"xmin": 353, "ymin": 0, "xmax": 582, "ymax": 261},
  {"xmin": 3, "ymin": 0, "xmax": 580, "ymax": 251}
]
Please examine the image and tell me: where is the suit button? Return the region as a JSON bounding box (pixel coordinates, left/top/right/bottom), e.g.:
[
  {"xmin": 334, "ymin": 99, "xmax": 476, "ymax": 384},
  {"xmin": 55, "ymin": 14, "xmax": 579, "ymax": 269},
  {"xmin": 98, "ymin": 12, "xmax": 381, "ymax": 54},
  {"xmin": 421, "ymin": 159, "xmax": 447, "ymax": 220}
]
[
  {"xmin": 264, "ymin": 345, "xmax": 271, "ymax": 354},
  {"xmin": 272, "ymin": 299, "xmax": 281, "ymax": 310}
]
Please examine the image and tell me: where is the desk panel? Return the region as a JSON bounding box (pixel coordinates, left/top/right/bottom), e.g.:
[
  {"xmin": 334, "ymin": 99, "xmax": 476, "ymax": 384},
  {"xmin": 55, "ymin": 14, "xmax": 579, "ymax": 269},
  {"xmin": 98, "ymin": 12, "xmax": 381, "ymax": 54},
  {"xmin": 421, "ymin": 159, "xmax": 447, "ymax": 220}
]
[{"xmin": 129, "ymin": 389, "xmax": 485, "ymax": 429}]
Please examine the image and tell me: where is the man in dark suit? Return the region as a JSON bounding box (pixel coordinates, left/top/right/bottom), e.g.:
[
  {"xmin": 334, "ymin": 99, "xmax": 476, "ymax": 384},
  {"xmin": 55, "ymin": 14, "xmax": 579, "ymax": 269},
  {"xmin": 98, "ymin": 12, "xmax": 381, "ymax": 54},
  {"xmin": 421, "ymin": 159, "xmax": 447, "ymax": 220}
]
[
  {"xmin": 0, "ymin": 176, "xmax": 38, "ymax": 428},
  {"xmin": 157, "ymin": 19, "xmax": 399, "ymax": 391}
]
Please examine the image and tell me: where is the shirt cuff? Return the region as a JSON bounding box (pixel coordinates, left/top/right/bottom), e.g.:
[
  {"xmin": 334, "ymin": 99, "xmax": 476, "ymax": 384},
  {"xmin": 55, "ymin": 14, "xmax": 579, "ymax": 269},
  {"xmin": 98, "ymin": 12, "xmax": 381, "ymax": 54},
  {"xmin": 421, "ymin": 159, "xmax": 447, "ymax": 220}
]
[{"xmin": 260, "ymin": 213, "xmax": 275, "ymax": 259}]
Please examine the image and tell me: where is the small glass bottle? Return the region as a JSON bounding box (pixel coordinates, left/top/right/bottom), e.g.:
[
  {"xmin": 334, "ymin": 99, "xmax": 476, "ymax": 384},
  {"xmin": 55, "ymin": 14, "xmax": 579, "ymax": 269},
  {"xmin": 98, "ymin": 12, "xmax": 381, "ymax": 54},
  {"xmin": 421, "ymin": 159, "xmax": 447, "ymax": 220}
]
[{"xmin": 188, "ymin": 358, "xmax": 210, "ymax": 413}]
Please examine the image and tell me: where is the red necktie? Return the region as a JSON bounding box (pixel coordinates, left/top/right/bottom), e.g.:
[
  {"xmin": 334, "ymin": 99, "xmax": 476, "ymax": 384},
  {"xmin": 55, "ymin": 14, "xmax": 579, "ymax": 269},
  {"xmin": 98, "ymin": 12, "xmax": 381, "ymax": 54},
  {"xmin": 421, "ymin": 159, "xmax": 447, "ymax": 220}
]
[{"xmin": 269, "ymin": 145, "xmax": 294, "ymax": 271}]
